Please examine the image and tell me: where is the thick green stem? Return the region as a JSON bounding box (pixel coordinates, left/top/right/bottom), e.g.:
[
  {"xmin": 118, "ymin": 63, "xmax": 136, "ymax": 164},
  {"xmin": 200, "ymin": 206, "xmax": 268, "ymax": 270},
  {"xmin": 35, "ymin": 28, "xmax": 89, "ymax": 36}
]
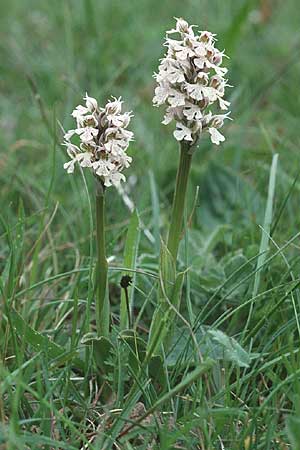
[
  {"xmin": 95, "ymin": 181, "xmax": 109, "ymax": 336},
  {"xmin": 167, "ymin": 142, "xmax": 193, "ymax": 261}
]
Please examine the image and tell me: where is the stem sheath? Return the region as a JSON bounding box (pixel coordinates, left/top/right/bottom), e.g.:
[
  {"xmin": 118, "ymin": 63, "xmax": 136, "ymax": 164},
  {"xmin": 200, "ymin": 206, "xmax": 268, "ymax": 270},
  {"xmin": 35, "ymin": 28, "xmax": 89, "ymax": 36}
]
[{"xmin": 167, "ymin": 142, "xmax": 193, "ymax": 261}]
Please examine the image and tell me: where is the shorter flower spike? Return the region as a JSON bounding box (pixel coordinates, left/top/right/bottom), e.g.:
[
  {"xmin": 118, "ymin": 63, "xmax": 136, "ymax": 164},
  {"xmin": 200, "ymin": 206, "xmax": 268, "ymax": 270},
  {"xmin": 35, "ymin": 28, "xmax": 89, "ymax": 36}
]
[
  {"xmin": 63, "ymin": 94, "xmax": 134, "ymax": 187},
  {"xmin": 153, "ymin": 17, "xmax": 232, "ymax": 146}
]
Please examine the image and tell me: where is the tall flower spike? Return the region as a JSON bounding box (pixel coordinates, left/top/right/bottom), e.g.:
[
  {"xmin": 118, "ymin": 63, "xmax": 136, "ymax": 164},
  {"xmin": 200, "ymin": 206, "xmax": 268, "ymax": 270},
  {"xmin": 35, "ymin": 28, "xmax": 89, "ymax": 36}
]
[
  {"xmin": 63, "ymin": 94, "xmax": 134, "ymax": 187},
  {"xmin": 153, "ymin": 18, "xmax": 231, "ymax": 146}
]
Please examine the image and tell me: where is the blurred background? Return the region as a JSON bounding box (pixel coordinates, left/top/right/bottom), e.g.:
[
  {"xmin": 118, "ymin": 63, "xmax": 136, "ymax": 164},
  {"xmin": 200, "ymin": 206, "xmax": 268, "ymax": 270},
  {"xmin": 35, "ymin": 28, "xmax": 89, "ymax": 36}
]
[{"xmin": 1, "ymin": 0, "xmax": 300, "ymax": 271}]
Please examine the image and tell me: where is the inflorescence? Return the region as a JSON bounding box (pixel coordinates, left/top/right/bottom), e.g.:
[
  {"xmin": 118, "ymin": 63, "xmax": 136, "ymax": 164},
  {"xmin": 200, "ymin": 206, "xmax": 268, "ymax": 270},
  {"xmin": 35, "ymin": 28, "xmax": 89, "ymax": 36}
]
[
  {"xmin": 63, "ymin": 94, "xmax": 134, "ymax": 187},
  {"xmin": 153, "ymin": 18, "xmax": 231, "ymax": 146}
]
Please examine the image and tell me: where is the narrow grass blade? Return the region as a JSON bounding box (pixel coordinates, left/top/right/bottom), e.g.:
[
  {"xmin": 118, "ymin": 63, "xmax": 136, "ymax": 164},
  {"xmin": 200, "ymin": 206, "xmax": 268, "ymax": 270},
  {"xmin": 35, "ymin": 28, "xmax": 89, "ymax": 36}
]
[
  {"xmin": 117, "ymin": 359, "xmax": 215, "ymax": 440},
  {"xmin": 149, "ymin": 170, "xmax": 160, "ymax": 254},
  {"xmin": 245, "ymin": 153, "xmax": 278, "ymax": 334},
  {"xmin": 120, "ymin": 209, "xmax": 141, "ymax": 330}
]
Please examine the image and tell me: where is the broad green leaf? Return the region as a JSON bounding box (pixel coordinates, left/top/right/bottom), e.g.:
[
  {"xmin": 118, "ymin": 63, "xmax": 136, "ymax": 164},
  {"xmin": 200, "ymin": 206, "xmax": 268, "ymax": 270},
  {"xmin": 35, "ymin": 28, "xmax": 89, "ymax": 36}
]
[
  {"xmin": 167, "ymin": 327, "xmax": 255, "ymax": 368},
  {"xmin": 207, "ymin": 329, "xmax": 251, "ymax": 368},
  {"xmin": 10, "ymin": 308, "xmax": 84, "ymax": 371}
]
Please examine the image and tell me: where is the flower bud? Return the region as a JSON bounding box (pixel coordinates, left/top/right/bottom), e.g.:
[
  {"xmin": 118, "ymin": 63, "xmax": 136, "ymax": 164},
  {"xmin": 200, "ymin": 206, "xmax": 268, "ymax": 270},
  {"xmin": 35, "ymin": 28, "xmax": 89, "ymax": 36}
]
[
  {"xmin": 176, "ymin": 18, "xmax": 190, "ymax": 34},
  {"xmin": 105, "ymin": 97, "xmax": 123, "ymax": 115},
  {"xmin": 84, "ymin": 93, "xmax": 98, "ymax": 111}
]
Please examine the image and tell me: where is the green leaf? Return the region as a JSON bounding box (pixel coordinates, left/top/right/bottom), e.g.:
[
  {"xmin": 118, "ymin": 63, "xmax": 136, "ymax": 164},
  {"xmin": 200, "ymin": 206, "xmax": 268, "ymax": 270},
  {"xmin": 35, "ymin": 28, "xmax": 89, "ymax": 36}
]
[
  {"xmin": 10, "ymin": 308, "xmax": 84, "ymax": 371},
  {"xmin": 81, "ymin": 332, "xmax": 113, "ymax": 374},
  {"xmin": 207, "ymin": 329, "xmax": 251, "ymax": 368},
  {"xmin": 167, "ymin": 327, "xmax": 255, "ymax": 368},
  {"xmin": 148, "ymin": 355, "xmax": 167, "ymax": 391},
  {"xmin": 252, "ymin": 153, "xmax": 279, "ymax": 298},
  {"xmin": 287, "ymin": 416, "xmax": 300, "ymax": 450},
  {"xmin": 160, "ymin": 238, "xmax": 176, "ymax": 301},
  {"xmin": 147, "ymin": 241, "xmax": 180, "ymax": 355},
  {"xmin": 223, "ymin": 0, "xmax": 257, "ymax": 53},
  {"xmin": 245, "ymin": 153, "xmax": 279, "ymax": 334},
  {"xmin": 118, "ymin": 329, "xmax": 146, "ymax": 375}
]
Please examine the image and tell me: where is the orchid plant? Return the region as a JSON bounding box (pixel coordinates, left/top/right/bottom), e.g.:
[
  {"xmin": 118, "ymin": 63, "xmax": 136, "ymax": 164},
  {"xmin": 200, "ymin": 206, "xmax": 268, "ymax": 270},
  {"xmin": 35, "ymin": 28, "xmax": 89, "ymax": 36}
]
[
  {"xmin": 149, "ymin": 17, "xmax": 231, "ymax": 352},
  {"xmin": 63, "ymin": 94, "xmax": 134, "ymax": 336},
  {"xmin": 153, "ymin": 17, "xmax": 231, "ymax": 260}
]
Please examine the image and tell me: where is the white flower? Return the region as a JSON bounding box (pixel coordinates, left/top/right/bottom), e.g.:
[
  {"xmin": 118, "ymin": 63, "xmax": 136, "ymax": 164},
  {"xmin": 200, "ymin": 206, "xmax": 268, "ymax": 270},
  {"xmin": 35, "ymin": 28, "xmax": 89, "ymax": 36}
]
[
  {"xmin": 63, "ymin": 159, "xmax": 76, "ymax": 173},
  {"xmin": 105, "ymin": 96, "xmax": 123, "ymax": 118},
  {"xmin": 185, "ymin": 83, "xmax": 205, "ymax": 101},
  {"xmin": 106, "ymin": 172, "xmax": 126, "ymax": 187},
  {"xmin": 208, "ymin": 127, "xmax": 225, "ymax": 145},
  {"xmin": 173, "ymin": 123, "xmax": 193, "ymax": 142},
  {"xmin": 199, "ymin": 31, "xmax": 216, "ymax": 44},
  {"xmin": 153, "ymin": 17, "xmax": 231, "ymax": 146},
  {"xmin": 153, "ymin": 84, "xmax": 172, "ymax": 106},
  {"xmin": 76, "ymin": 126, "xmax": 98, "ymax": 143},
  {"xmin": 62, "ymin": 94, "xmax": 134, "ymax": 187},
  {"xmin": 168, "ymin": 89, "xmax": 186, "ymax": 107},
  {"xmin": 93, "ymin": 159, "xmax": 115, "ymax": 177},
  {"xmin": 183, "ymin": 103, "xmax": 203, "ymax": 121},
  {"xmin": 218, "ymin": 97, "xmax": 231, "ymax": 111},
  {"xmin": 162, "ymin": 106, "xmax": 184, "ymax": 125},
  {"xmin": 175, "ymin": 44, "xmax": 195, "ymax": 61},
  {"xmin": 77, "ymin": 152, "xmax": 93, "ymax": 168}
]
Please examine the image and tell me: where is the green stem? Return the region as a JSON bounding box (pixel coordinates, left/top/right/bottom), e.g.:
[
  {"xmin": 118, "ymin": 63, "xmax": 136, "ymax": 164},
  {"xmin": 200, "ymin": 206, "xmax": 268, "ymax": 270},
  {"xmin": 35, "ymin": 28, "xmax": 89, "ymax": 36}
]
[
  {"xmin": 147, "ymin": 143, "xmax": 193, "ymax": 355},
  {"xmin": 95, "ymin": 180, "xmax": 109, "ymax": 336},
  {"xmin": 167, "ymin": 142, "xmax": 193, "ymax": 261}
]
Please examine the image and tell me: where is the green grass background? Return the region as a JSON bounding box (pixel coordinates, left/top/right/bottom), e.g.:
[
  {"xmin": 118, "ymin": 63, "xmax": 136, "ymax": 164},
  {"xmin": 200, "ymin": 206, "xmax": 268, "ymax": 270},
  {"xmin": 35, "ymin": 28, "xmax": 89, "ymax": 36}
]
[{"xmin": 1, "ymin": 0, "xmax": 300, "ymax": 448}]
